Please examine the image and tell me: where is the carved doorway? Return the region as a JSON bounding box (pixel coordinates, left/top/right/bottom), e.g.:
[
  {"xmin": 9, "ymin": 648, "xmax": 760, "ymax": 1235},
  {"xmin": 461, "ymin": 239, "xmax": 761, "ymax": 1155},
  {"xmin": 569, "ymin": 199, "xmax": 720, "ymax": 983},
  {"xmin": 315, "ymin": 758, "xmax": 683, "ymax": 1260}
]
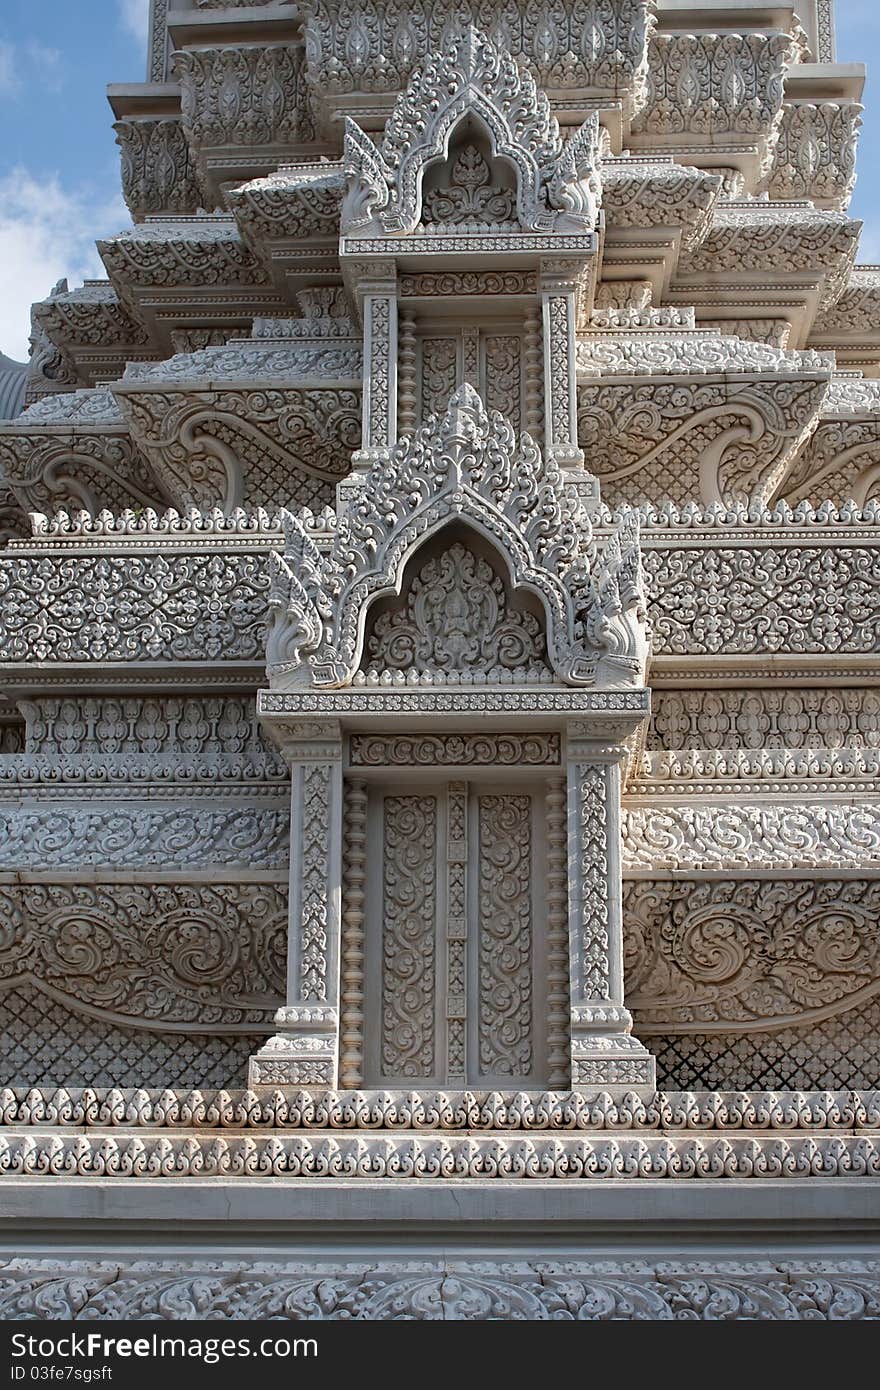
[{"xmin": 358, "ymin": 776, "xmax": 555, "ymax": 1088}]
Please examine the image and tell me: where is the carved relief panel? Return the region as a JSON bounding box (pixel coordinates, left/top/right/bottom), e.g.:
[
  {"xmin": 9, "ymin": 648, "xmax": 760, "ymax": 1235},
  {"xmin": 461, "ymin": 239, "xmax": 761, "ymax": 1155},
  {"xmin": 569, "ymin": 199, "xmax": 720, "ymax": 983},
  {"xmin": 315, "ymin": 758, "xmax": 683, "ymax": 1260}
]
[
  {"xmin": 418, "ymin": 329, "xmax": 524, "ymax": 429},
  {"xmin": 360, "ymin": 777, "xmax": 552, "ymax": 1087}
]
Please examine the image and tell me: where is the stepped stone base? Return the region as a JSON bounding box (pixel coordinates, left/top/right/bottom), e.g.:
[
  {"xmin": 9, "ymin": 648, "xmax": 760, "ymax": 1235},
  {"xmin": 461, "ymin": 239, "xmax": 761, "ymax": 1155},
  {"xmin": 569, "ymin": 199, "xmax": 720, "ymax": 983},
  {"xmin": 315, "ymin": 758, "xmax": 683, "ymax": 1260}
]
[{"xmin": 2, "ymin": 1086, "xmax": 879, "ymax": 1319}]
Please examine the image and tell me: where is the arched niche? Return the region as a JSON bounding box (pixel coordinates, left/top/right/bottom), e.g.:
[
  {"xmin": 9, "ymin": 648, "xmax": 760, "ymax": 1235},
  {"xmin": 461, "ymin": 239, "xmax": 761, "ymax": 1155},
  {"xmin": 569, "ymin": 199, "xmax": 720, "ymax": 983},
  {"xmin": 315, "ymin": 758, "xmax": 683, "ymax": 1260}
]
[
  {"xmin": 358, "ymin": 522, "xmax": 551, "ymax": 683},
  {"xmin": 419, "ymin": 115, "xmax": 519, "ymax": 229}
]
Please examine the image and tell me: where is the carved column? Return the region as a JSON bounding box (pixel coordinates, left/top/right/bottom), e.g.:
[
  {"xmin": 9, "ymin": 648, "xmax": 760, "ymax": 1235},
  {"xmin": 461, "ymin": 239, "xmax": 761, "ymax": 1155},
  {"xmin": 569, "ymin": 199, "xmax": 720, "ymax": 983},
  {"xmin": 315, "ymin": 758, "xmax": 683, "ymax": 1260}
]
[
  {"xmin": 539, "ymin": 263, "xmax": 583, "ymax": 473},
  {"xmin": 249, "ymin": 723, "xmax": 344, "ymax": 1086},
  {"xmin": 565, "ymin": 725, "xmax": 655, "ymax": 1097},
  {"xmin": 358, "ymin": 265, "xmax": 398, "ymax": 460}
]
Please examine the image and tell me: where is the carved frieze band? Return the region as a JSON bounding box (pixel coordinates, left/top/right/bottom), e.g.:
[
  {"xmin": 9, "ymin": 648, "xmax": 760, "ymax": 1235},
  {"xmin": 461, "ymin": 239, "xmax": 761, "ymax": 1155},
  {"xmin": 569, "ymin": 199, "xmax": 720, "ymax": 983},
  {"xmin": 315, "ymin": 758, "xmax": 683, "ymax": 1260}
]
[
  {"xmin": 349, "ymin": 734, "xmax": 560, "ymax": 766},
  {"xmin": 0, "ymin": 882, "xmax": 286, "ymax": 1029},
  {"xmin": 2, "ymin": 1260, "xmax": 879, "ymax": 1320},
  {"xmin": 622, "ymin": 803, "xmax": 880, "ymax": 872},
  {"xmin": 624, "ymin": 877, "xmax": 880, "ymax": 1032},
  {"xmin": 0, "ymin": 806, "xmax": 290, "ymax": 871},
  {"xmin": 647, "ymin": 689, "xmax": 880, "ymax": 753}
]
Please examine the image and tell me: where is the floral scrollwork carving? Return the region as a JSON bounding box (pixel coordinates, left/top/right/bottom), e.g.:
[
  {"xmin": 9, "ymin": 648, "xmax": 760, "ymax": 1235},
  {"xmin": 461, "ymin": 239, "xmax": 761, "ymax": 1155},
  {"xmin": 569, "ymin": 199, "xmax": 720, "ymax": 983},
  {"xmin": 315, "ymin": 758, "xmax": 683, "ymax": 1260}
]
[{"xmin": 624, "ymin": 878, "xmax": 880, "ymax": 1031}]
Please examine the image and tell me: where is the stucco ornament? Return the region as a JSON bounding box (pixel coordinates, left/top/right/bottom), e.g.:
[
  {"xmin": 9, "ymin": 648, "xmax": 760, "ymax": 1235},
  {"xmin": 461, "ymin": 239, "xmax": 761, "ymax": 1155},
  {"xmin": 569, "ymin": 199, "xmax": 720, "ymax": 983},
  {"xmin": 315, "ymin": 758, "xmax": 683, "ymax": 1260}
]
[
  {"xmin": 341, "ymin": 26, "xmax": 602, "ymax": 236},
  {"xmin": 267, "ymin": 385, "xmax": 647, "ymax": 689}
]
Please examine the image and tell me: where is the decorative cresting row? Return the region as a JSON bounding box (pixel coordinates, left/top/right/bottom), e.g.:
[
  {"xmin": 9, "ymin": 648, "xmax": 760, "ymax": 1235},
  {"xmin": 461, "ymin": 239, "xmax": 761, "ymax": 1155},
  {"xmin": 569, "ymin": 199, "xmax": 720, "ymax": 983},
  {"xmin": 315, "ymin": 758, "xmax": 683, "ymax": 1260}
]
[
  {"xmin": 3, "ymin": 1088, "xmax": 878, "ymax": 1130},
  {"xmin": 3, "ymin": 1259, "xmax": 879, "ymax": 1321},
  {"xmin": 340, "ymin": 25, "xmax": 603, "ymax": 237},
  {"xmin": 267, "ymin": 385, "xmax": 647, "ymax": 690},
  {"xmin": 1, "ymin": 1132, "xmax": 878, "ymax": 1180}
]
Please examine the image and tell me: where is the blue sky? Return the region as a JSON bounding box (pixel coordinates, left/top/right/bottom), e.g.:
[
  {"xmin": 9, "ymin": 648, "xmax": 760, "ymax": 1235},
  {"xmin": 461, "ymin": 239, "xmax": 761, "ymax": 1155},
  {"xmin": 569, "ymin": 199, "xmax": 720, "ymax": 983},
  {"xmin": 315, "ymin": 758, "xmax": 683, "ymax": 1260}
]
[{"xmin": 1, "ymin": 0, "xmax": 879, "ymax": 359}]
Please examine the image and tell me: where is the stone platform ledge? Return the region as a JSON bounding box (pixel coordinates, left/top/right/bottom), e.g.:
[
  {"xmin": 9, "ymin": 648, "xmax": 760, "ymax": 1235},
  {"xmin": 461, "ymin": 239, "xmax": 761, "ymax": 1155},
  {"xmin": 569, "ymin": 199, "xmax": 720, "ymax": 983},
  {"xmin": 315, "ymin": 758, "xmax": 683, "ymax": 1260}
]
[
  {"xmin": 2, "ymin": 1130, "xmax": 879, "ymax": 1179},
  {"xmin": 3, "ymin": 1088, "xmax": 878, "ymax": 1131},
  {"xmin": 2, "ymin": 1255, "xmax": 880, "ymax": 1320}
]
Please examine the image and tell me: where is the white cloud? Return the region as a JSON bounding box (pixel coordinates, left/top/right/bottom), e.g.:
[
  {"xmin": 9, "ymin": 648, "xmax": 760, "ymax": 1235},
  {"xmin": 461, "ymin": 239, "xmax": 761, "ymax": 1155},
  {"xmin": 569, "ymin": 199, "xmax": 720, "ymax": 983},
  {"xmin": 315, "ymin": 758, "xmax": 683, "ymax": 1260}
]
[
  {"xmin": 0, "ymin": 168, "xmax": 127, "ymax": 361},
  {"xmin": 0, "ymin": 38, "xmax": 63, "ymax": 96},
  {"xmin": 118, "ymin": 0, "xmax": 150, "ymax": 46}
]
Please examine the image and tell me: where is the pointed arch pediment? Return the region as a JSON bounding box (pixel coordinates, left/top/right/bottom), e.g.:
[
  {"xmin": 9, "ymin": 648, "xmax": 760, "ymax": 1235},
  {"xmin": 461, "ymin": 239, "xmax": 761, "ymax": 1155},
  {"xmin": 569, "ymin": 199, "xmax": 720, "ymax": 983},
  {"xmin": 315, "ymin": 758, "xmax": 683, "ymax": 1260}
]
[
  {"xmin": 268, "ymin": 385, "xmax": 648, "ymax": 691},
  {"xmin": 341, "ymin": 26, "xmax": 602, "ymax": 236}
]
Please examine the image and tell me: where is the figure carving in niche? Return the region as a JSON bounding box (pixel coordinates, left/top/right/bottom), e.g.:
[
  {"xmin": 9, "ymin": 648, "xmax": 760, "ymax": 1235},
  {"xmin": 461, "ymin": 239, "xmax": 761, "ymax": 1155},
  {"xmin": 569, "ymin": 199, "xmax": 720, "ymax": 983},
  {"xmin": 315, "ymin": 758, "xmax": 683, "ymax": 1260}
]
[
  {"xmin": 362, "ymin": 530, "xmax": 550, "ymax": 682},
  {"xmin": 421, "ymin": 119, "xmax": 518, "ymax": 228}
]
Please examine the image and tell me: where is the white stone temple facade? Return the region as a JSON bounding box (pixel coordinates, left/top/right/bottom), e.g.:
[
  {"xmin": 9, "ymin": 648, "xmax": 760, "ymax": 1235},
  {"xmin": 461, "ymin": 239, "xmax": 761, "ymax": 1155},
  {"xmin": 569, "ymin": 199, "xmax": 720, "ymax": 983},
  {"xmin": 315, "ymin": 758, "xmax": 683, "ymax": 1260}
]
[{"xmin": 0, "ymin": 0, "xmax": 879, "ymax": 1320}]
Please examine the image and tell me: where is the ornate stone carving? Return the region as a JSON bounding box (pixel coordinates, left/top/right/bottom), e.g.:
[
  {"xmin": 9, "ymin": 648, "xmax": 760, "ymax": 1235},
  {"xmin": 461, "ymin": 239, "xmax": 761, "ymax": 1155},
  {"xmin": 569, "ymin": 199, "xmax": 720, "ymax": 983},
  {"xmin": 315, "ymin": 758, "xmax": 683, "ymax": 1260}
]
[
  {"xmin": 12, "ymin": 694, "xmax": 286, "ymax": 781},
  {"xmin": 268, "ymin": 385, "xmax": 648, "ymax": 690},
  {"xmin": 341, "ymin": 27, "xmax": 602, "ymax": 237},
  {"xmin": 98, "ymin": 219, "xmax": 271, "ymax": 291},
  {"xmin": 423, "ymin": 145, "xmax": 517, "ymax": 228},
  {"xmin": 173, "ymin": 45, "xmax": 315, "ymax": 148},
  {"xmin": 768, "ymin": 102, "xmax": 862, "ymax": 212},
  {"xmin": 382, "ymin": 796, "xmax": 437, "ymax": 1078},
  {"xmin": 0, "ymin": 1129, "xmax": 876, "ymax": 1180},
  {"xmin": 0, "ymin": 551, "xmax": 269, "ymax": 664},
  {"xmin": 632, "ymin": 32, "xmax": 796, "ymax": 153},
  {"xmin": 420, "ymin": 337, "xmax": 458, "ymax": 419},
  {"xmin": 115, "ymin": 382, "xmax": 361, "ymax": 511},
  {"xmin": 349, "ymin": 734, "xmax": 560, "ymax": 765},
  {"xmin": 0, "ymin": 806, "xmax": 290, "ymax": 872},
  {"xmin": 4, "ymin": 1257, "xmax": 880, "ymax": 1320},
  {"xmin": 1, "ymin": 987, "xmax": 256, "ymax": 1090},
  {"xmin": 575, "ymin": 765, "xmax": 609, "ymax": 1000},
  {"xmin": 545, "ymin": 777, "xmax": 570, "ymax": 1089},
  {"xmin": 340, "ymin": 778, "xmax": 367, "ymax": 1087},
  {"xmin": 622, "ymin": 804, "xmax": 880, "ymax": 873},
  {"xmin": 445, "ymin": 781, "xmax": 467, "ymax": 1080},
  {"xmin": 624, "ymin": 878, "xmax": 880, "ymax": 1031},
  {"xmin": 601, "ymin": 159, "xmax": 721, "ymax": 253},
  {"xmin": 478, "ymin": 794, "xmax": 533, "ymax": 1076},
  {"xmin": 652, "ymin": 999, "xmax": 880, "ymax": 1093},
  {"xmin": 0, "ymin": 883, "xmax": 285, "ymax": 1029},
  {"xmin": 114, "ymin": 118, "xmax": 205, "ymax": 220},
  {"xmin": 0, "ymin": 429, "xmax": 164, "ymax": 519},
  {"xmin": 4, "ymin": 1086, "xmax": 879, "ymax": 1133},
  {"xmin": 299, "ymin": 763, "xmax": 333, "ymax": 1001},
  {"xmin": 365, "ymin": 542, "xmax": 550, "ymax": 681},
  {"xmin": 647, "ymin": 688, "xmax": 880, "ymax": 753},
  {"xmin": 644, "ymin": 544, "xmax": 880, "ymax": 656},
  {"xmin": 302, "ymin": 0, "xmax": 653, "ymax": 115}
]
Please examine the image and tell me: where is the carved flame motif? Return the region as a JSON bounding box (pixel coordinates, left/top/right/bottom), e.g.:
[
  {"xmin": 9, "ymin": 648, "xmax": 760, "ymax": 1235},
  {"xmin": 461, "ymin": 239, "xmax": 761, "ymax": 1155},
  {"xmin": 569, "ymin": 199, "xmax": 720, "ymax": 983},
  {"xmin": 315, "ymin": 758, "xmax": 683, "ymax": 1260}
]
[{"xmin": 366, "ymin": 543, "xmax": 548, "ymax": 677}]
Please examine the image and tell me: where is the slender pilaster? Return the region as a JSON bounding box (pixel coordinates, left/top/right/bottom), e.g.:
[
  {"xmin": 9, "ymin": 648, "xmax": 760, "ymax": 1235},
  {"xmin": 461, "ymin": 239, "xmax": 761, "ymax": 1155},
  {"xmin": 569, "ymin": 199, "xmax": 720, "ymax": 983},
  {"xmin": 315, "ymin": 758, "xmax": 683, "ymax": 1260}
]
[
  {"xmin": 340, "ymin": 776, "xmax": 367, "ymax": 1087},
  {"xmin": 359, "ymin": 269, "xmax": 398, "ymax": 455},
  {"xmin": 565, "ymin": 727, "xmax": 656, "ymax": 1098},
  {"xmin": 539, "ymin": 263, "xmax": 583, "ymax": 473},
  {"xmin": 545, "ymin": 776, "xmax": 570, "ymax": 1089},
  {"xmin": 249, "ymin": 723, "xmax": 344, "ymax": 1086}
]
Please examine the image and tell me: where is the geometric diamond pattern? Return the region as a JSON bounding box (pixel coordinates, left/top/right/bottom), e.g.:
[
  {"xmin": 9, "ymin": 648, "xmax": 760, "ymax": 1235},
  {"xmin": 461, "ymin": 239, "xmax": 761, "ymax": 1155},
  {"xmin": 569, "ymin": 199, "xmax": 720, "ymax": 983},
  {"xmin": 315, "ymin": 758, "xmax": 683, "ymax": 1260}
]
[
  {"xmin": 1, "ymin": 986, "xmax": 258, "ymax": 1090},
  {"xmin": 650, "ymin": 998, "xmax": 880, "ymax": 1091}
]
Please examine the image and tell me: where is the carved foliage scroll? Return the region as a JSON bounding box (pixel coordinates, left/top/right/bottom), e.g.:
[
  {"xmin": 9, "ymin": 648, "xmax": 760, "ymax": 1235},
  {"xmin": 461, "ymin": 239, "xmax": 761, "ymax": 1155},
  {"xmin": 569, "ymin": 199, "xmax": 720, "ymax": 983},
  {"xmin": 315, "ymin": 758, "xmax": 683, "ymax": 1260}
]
[
  {"xmin": 624, "ymin": 878, "xmax": 880, "ymax": 1032},
  {"xmin": 382, "ymin": 796, "xmax": 437, "ymax": 1077},
  {"xmin": 478, "ymin": 795, "xmax": 533, "ymax": 1076}
]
